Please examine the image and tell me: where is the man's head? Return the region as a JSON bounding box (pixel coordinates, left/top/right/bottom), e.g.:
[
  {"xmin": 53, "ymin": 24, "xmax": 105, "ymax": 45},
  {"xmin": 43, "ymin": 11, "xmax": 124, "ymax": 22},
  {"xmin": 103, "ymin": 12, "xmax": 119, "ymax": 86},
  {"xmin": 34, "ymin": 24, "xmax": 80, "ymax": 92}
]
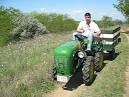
[{"xmin": 84, "ymin": 12, "xmax": 91, "ymax": 25}]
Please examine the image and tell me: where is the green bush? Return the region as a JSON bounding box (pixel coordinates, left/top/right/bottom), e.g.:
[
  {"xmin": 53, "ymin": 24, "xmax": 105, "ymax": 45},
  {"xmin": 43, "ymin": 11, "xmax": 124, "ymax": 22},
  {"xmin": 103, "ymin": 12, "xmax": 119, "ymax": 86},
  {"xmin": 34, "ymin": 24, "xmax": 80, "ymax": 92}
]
[
  {"xmin": 0, "ymin": 7, "xmax": 77, "ymax": 46},
  {"xmin": 0, "ymin": 7, "xmax": 12, "ymax": 46},
  {"xmin": 95, "ymin": 16, "xmax": 123, "ymax": 29},
  {"xmin": 0, "ymin": 6, "xmax": 20, "ymax": 46},
  {"xmin": 96, "ymin": 16, "xmax": 114, "ymax": 28},
  {"xmin": 0, "ymin": 6, "xmax": 48, "ymax": 44},
  {"xmin": 31, "ymin": 12, "xmax": 78, "ymax": 32},
  {"xmin": 11, "ymin": 14, "xmax": 48, "ymax": 40}
]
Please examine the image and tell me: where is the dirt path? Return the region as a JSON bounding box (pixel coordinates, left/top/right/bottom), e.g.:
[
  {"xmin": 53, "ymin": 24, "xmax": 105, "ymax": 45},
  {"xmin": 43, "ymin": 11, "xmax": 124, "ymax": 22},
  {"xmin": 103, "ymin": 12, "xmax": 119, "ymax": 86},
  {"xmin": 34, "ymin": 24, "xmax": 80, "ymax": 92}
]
[
  {"xmin": 46, "ymin": 84, "xmax": 87, "ymax": 97},
  {"xmin": 47, "ymin": 87, "xmax": 73, "ymax": 97},
  {"xmin": 46, "ymin": 68, "xmax": 86, "ymax": 97},
  {"xmin": 123, "ymin": 33, "xmax": 129, "ymax": 97},
  {"xmin": 47, "ymin": 86, "xmax": 82, "ymax": 97}
]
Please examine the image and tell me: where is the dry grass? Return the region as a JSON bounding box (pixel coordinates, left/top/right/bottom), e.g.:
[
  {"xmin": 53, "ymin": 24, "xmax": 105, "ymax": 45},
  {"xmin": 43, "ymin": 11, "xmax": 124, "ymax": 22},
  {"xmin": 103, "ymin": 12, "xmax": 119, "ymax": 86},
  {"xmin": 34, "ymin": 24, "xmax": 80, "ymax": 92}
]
[
  {"xmin": 0, "ymin": 33, "xmax": 72, "ymax": 97},
  {"xmin": 1, "ymin": 32, "xmax": 128, "ymax": 97},
  {"xmin": 120, "ymin": 24, "xmax": 129, "ymax": 33}
]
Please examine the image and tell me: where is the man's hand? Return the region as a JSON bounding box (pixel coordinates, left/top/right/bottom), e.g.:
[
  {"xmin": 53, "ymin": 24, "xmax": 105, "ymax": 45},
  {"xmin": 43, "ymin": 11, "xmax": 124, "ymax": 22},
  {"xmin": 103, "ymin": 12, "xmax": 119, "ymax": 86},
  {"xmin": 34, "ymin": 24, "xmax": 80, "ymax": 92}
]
[
  {"xmin": 76, "ymin": 29, "xmax": 84, "ymax": 33},
  {"xmin": 93, "ymin": 32, "xmax": 101, "ymax": 38},
  {"xmin": 80, "ymin": 29, "xmax": 85, "ymax": 33}
]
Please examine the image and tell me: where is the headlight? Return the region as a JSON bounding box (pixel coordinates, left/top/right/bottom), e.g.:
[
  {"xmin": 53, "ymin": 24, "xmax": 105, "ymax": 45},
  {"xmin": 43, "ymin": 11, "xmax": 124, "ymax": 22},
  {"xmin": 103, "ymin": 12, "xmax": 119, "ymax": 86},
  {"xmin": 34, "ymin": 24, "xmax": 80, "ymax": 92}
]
[{"xmin": 78, "ymin": 51, "xmax": 85, "ymax": 58}]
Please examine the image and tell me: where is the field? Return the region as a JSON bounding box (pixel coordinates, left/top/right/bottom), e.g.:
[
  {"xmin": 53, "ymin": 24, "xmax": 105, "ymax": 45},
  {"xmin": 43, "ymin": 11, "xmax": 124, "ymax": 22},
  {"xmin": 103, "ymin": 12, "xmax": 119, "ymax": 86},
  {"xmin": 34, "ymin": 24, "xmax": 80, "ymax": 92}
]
[
  {"xmin": 0, "ymin": 33, "xmax": 71, "ymax": 97},
  {"xmin": 0, "ymin": 32, "xmax": 129, "ymax": 97},
  {"xmin": 1, "ymin": 0, "xmax": 129, "ymax": 96}
]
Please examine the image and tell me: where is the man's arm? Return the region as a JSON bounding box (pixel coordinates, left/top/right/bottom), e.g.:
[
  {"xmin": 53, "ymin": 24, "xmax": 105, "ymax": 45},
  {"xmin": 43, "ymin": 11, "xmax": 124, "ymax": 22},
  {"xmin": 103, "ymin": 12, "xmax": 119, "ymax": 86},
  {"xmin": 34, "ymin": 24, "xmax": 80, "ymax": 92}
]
[
  {"xmin": 93, "ymin": 22, "xmax": 101, "ymax": 37},
  {"xmin": 76, "ymin": 21, "xmax": 84, "ymax": 33},
  {"xmin": 76, "ymin": 26, "xmax": 84, "ymax": 33}
]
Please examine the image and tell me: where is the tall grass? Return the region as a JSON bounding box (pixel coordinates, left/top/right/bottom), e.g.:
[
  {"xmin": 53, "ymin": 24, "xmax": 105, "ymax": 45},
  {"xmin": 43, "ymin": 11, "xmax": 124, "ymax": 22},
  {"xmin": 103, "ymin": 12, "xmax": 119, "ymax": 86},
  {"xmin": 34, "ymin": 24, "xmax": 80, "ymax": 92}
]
[{"xmin": 0, "ymin": 33, "xmax": 71, "ymax": 97}]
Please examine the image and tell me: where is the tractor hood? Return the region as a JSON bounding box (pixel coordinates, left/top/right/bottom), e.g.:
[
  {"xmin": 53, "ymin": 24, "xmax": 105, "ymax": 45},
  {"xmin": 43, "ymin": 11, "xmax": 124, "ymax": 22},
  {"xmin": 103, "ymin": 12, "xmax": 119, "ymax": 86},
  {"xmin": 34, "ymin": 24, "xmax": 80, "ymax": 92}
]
[
  {"xmin": 54, "ymin": 40, "xmax": 79, "ymax": 80},
  {"xmin": 54, "ymin": 41, "xmax": 78, "ymax": 56}
]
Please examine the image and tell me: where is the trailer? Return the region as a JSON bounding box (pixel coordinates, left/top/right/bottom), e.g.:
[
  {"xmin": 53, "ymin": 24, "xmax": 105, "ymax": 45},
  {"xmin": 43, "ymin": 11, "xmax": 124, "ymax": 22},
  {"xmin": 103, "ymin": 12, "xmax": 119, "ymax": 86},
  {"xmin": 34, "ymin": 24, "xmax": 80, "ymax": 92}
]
[{"xmin": 100, "ymin": 27, "xmax": 121, "ymax": 58}]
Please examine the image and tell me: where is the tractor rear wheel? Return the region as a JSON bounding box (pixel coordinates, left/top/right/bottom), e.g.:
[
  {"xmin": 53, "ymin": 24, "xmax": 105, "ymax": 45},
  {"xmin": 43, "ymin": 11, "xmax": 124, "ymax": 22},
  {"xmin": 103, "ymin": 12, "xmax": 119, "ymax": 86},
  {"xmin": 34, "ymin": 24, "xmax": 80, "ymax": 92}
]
[
  {"xmin": 94, "ymin": 52, "xmax": 104, "ymax": 72},
  {"xmin": 82, "ymin": 56, "xmax": 95, "ymax": 85}
]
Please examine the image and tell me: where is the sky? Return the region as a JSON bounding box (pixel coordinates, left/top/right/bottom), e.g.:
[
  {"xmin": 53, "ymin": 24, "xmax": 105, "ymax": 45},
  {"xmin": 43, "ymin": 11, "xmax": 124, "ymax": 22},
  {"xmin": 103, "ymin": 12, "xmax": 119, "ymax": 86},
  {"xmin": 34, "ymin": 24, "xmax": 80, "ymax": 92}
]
[{"xmin": 0, "ymin": 0, "xmax": 125, "ymax": 21}]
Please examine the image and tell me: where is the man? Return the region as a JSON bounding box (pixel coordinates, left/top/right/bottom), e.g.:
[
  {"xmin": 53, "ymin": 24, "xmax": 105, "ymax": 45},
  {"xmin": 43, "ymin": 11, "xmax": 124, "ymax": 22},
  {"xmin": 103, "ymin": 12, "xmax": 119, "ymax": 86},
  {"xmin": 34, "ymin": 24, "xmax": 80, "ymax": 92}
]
[{"xmin": 73, "ymin": 12, "xmax": 101, "ymax": 51}]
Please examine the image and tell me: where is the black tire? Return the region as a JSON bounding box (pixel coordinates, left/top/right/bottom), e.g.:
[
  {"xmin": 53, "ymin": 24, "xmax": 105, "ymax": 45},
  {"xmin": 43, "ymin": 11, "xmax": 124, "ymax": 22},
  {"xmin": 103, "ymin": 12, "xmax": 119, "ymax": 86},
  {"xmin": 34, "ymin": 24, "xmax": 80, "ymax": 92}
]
[
  {"xmin": 51, "ymin": 64, "xmax": 57, "ymax": 80},
  {"xmin": 109, "ymin": 48, "xmax": 115, "ymax": 60},
  {"xmin": 94, "ymin": 52, "xmax": 104, "ymax": 72},
  {"xmin": 82, "ymin": 56, "xmax": 95, "ymax": 85}
]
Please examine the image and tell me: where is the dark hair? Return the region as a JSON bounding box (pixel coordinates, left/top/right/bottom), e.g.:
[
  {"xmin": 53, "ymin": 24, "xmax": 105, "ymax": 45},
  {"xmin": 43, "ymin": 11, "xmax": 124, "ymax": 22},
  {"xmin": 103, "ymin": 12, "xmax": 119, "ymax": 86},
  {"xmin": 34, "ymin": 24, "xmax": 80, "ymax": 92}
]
[{"xmin": 84, "ymin": 12, "xmax": 91, "ymax": 17}]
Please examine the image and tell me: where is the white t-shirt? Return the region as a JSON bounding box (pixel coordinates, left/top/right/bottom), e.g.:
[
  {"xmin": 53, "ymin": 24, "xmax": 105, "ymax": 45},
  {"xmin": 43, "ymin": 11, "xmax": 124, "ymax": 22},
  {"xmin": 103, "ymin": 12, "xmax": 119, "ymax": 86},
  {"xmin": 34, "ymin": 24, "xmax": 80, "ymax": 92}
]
[{"xmin": 78, "ymin": 20, "xmax": 101, "ymax": 35}]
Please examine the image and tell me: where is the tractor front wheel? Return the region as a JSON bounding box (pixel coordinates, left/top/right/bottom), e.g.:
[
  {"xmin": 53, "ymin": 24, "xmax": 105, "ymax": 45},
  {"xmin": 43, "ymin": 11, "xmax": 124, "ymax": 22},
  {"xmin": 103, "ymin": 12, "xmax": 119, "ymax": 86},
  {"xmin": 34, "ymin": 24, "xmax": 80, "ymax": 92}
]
[
  {"xmin": 51, "ymin": 64, "xmax": 57, "ymax": 80},
  {"xmin": 82, "ymin": 56, "xmax": 95, "ymax": 85}
]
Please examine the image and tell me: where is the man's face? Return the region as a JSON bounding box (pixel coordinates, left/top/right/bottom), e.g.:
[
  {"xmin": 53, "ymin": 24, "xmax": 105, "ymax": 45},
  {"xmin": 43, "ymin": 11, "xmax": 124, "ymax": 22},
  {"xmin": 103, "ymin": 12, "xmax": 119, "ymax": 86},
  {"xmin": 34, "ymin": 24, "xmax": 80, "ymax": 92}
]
[{"xmin": 85, "ymin": 16, "xmax": 91, "ymax": 25}]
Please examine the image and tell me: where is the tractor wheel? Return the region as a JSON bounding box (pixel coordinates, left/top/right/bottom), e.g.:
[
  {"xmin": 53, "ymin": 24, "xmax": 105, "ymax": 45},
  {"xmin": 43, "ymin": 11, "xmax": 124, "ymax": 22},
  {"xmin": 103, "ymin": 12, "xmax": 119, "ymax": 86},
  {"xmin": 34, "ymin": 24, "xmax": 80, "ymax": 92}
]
[
  {"xmin": 94, "ymin": 52, "xmax": 104, "ymax": 72},
  {"xmin": 82, "ymin": 56, "xmax": 95, "ymax": 85},
  {"xmin": 109, "ymin": 48, "xmax": 115, "ymax": 60},
  {"xmin": 51, "ymin": 64, "xmax": 57, "ymax": 80}
]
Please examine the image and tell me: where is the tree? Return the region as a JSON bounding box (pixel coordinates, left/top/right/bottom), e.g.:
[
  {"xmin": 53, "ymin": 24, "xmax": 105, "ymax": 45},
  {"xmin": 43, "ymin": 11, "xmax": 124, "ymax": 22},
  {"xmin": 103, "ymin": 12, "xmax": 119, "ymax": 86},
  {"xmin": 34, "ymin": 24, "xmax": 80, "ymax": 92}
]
[
  {"xmin": 97, "ymin": 16, "xmax": 114, "ymax": 27},
  {"xmin": 0, "ymin": 6, "xmax": 20, "ymax": 46},
  {"xmin": 113, "ymin": 19, "xmax": 123, "ymax": 25},
  {"xmin": 114, "ymin": 0, "xmax": 129, "ymax": 20}
]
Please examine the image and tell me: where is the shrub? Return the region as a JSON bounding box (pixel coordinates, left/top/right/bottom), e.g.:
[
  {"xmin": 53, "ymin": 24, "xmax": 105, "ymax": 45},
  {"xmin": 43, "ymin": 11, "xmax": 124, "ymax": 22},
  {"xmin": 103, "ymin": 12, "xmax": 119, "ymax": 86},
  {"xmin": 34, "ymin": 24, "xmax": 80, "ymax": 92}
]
[
  {"xmin": 11, "ymin": 14, "xmax": 48, "ymax": 40},
  {"xmin": 0, "ymin": 6, "xmax": 20, "ymax": 46},
  {"xmin": 0, "ymin": 13, "xmax": 12, "ymax": 46},
  {"xmin": 31, "ymin": 12, "xmax": 78, "ymax": 33}
]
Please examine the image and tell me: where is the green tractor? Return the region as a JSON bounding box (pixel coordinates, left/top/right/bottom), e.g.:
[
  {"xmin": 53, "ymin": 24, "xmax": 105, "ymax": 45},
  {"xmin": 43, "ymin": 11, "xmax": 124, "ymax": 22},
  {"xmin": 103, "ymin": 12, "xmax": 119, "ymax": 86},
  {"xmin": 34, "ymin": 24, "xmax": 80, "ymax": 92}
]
[{"xmin": 52, "ymin": 27, "xmax": 121, "ymax": 86}]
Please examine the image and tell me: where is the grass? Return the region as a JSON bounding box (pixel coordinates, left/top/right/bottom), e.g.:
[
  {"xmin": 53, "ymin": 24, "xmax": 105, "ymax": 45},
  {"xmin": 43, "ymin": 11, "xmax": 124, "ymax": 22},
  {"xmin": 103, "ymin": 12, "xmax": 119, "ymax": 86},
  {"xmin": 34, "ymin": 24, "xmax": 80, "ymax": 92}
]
[
  {"xmin": 75, "ymin": 33, "xmax": 129, "ymax": 97},
  {"xmin": 0, "ymin": 33, "xmax": 71, "ymax": 97},
  {"xmin": 0, "ymin": 32, "xmax": 128, "ymax": 97}
]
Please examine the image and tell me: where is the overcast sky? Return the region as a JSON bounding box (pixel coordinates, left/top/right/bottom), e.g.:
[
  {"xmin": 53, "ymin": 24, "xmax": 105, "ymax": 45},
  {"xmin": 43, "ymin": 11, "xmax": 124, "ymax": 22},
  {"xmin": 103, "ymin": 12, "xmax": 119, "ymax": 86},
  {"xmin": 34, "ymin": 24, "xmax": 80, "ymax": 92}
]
[{"xmin": 0, "ymin": 0, "xmax": 125, "ymax": 21}]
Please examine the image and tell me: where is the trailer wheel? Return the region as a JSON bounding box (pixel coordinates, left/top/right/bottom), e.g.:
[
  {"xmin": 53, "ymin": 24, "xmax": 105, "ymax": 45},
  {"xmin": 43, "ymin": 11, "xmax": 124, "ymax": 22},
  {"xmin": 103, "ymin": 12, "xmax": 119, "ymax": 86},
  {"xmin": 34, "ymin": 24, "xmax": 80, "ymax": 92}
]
[
  {"xmin": 94, "ymin": 52, "xmax": 104, "ymax": 72},
  {"xmin": 109, "ymin": 48, "xmax": 115, "ymax": 59},
  {"xmin": 51, "ymin": 64, "xmax": 57, "ymax": 80},
  {"xmin": 82, "ymin": 56, "xmax": 95, "ymax": 85}
]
